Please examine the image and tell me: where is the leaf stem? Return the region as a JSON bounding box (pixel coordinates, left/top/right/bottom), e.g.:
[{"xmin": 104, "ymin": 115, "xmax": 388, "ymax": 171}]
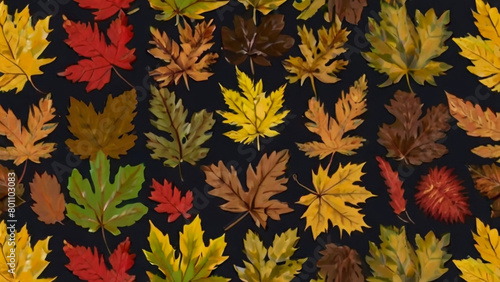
[
  {"xmin": 310, "ymin": 77, "xmax": 317, "ymax": 98},
  {"xmin": 256, "ymin": 136, "xmax": 260, "ymax": 151},
  {"xmin": 327, "ymin": 153, "xmax": 334, "ymax": 170},
  {"xmin": 405, "ymin": 210, "xmax": 415, "ymax": 224},
  {"xmin": 292, "ymin": 174, "xmax": 316, "ymax": 194},
  {"xmin": 178, "ymin": 162, "xmax": 184, "ymax": 182},
  {"xmin": 29, "ymin": 79, "xmax": 46, "ymax": 95},
  {"xmin": 101, "ymin": 228, "xmax": 112, "ymax": 255},
  {"xmin": 405, "ymin": 73, "xmax": 414, "ymax": 93},
  {"xmin": 253, "ymin": 8, "xmax": 257, "ymax": 25},
  {"xmin": 250, "ymin": 59, "xmax": 255, "ymax": 76},
  {"xmin": 397, "ymin": 214, "xmax": 409, "ymax": 224},
  {"xmin": 112, "ymin": 67, "xmax": 134, "ymax": 89},
  {"xmin": 18, "ymin": 161, "xmax": 27, "ymax": 183},
  {"xmin": 224, "ymin": 211, "xmax": 249, "ymax": 231}
]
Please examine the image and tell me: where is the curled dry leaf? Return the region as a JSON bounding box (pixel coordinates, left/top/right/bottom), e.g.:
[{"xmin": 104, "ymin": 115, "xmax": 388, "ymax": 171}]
[
  {"xmin": 378, "ymin": 90, "xmax": 450, "ymax": 165},
  {"xmin": 317, "ymin": 243, "xmax": 364, "ymax": 282},
  {"xmin": 148, "ymin": 20, "xmax": 218, "ymax": 90},
  {"xmin": 149, "ymin": 179, "xmax": 193, "ymax": 222},
  {"xmin": 30, "ymin": 172, "xmax": 65, "ymax": 225},
  {"xmin": 469, "ymin": 163, "xmax": 500, "ymax": 217}
]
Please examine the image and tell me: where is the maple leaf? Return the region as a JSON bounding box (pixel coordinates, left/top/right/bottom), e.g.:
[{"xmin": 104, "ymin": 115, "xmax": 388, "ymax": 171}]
[
  {"xmin": 149, "ymin": 178, "xmax": 193, "ymax": 222},
  {"xmin": 221, "ymin": 14, "xmax": 294, "ymax": 74},
  {"xmin": 378, "ymin": 90, "xmax": 450, "ymax": 165},
  {"xmin": 148, "ymin": 20, "xmax": 218, "ymax": 90},
  {"xmin": 293, "ymin": 0, "xmax": 367, "ymax": 25},
  {"xmin": 469, "ymin": 164, "xmax": 500, "ymax": 218},
  {"xmin": 202, "ymin": 150, "xmax": 293, "ymax": 230},
  {"xmin": 283, "ymin": 15, "xmax": 349, "ymax": 96},
  {"xmin": 454, "ymin": 218, "xmax": 500, "ymax": 281},
  {"xmin": 218, "ymin": 67, "xmax": 289, "ymax": 150},
  {"xmin": 0, "ymin": 220, "xmax": 54, "ymax": 281},
  {"xmin": 66, "ymin": 89, "xmax": 137, "ymax": 160},
  {"xmin": 66, "ymin": 151, "xmax": 147, "ymax": 236},
  {"xmin": 362, "ymin": 0, "xmax": 451, "ymax": 91},
  {"xmin": 59, "ymin": 12, "xmax": 136, "ymax": 92},
  {"xmin": 415, "ymin": 166, "xmax": 471, "ymax": 224},
  {"xmin": 296, "ymin": 162, "xmax": 375, "ymax": 239},
  {"xmin": 144, "ymin": 215, "xmax": 229, "ymax": 281},
  {"xmin": 316, "ymin": 243, "xmax": 364, "ymax": 282},
  {"xmin": 149, "ymin": 0, "xmax": 228, "ymax": 22},
  {"xmin": 453, "ymin": 0, "xmax": 500, "ymax": 92},
  {"xmin": 0, "ymin": 2, "xmax": 55, "ymax": 94},
  {"xmin": 0, "ymin": 165, "xmax": 24, "ymax": 214},
  {"xmin": 297, "ymin": 75, "xmax": 368, "ymax": 160},
  {"xmin": 235, "ymin": 228, "xmax": 307, "ymax": 281},
  {"xmin": 366, "ymin": 225, "xmax": 451, "ymax": 282},
  {"xmin": 446, "ymin": 92, "xmax": 500, "ymax": 162},
  {"xmin": 376, "ymin": 156, "xmax": 407, "ymax": 216},
  {"xmin": 30, "ymin": 172, "xmax": 65, "ymax": 225},
  {"xmin": 74, "ymin": 0, "xmax": 135, "ymax": 20},
  {"xmin": 238, "ymin": 0, "xmax": 287, "ymax": 15},
  {"xmin": 145, "ymin": 85, "xmax": 215, "ymax": 181},
  {"xmin": 64, "ymin": 238, "xmax": 135, "ymax": 282},
  {"xmin": 0, "ymin": 94, "xmax": 57, "ymax": 166}
]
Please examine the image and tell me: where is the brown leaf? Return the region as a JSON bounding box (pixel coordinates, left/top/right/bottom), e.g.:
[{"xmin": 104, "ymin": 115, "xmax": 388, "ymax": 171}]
[
  {"xmin": 201, "ymin": 150, "xmax": 293, "ymax": 229},
  {"xmin": 378, "ymin": 90, "xmax": 450, "ymax": 165},
  {"xmin": 317, "ymin": 243, "xmax": 364, "ymax": 282},
  {"xmin": 469, "ymin": 164, "xmax": 500, "ymax": 217},
  {"xmin": 30, "ymin": 172, "xmax": 65, "ymax": 224},
  {"xmin": 0, "ymin": 165, "xmax": 24, "ymax": 214},
  {"xmin": 328, "ymin": 0, "xmax": 367, "ymax": 25}
]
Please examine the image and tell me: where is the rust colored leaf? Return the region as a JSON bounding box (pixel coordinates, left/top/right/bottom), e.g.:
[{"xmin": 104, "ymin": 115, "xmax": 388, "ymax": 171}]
[
  {"xmin": 30, "ymin": 172, "xmax": 65, "ymax": 225},
  {"xmin": 376, "ymin": 156, "xmax": 407, "ymax": 215},
  {"xmin": 469, "ymin": 163, "xmax": 500, "ymax": 218},
  {"xmin": 317, "ymin": 243, "xmax": 364, "ymax": 282},
  {"xmin": 149, "ymin": 179, "xmax": 193, "ymax": 222}
]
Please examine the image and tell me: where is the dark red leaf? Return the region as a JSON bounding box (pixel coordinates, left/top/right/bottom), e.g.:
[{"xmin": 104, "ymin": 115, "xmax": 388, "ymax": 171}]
[
  {"xmin": 74, "ymin": 0, "xmax": 134, "ymax": 20},
  {"xmin": 150, "ymin": 179, "xmax": 193, "ymax": 222}
]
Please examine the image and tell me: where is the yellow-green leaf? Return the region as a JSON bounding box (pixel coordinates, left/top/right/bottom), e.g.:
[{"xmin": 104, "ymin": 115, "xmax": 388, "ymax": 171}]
[
  {"xmin": 238, "ymin": 0, "xmax": 287, "ymax": 15},
  {"xmin": 149, "ymin": 0, "xmax": 229, "ymax": 22}
]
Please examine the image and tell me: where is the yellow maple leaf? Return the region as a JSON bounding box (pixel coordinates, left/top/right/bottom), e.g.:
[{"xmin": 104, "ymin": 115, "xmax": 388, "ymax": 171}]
[
  {"xmin": 296, "ymin": 162, "xmax": 374, "ymax": 239},
  {"xmin": 297, "ymin": 75, "xmax": 368, "ymax": 160},
  {"xmin": 218, "ymin": 67, "xmax": 289, "ymax": 150},
  {"xmin": 0, "ymin": 94, "xmax": 57, "ymax": 165},
  {"xmin": 0, "ymin": 2, "xmax": 55, "ymax": 94},
  {"xmin": 0, "ymin": 221, "xmax": 55, "ymax": 281}
]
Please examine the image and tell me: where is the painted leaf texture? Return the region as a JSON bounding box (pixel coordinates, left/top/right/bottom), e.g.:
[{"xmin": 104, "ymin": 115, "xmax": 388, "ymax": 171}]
[
  {"xmin": 66, "ymin": 151, "xmax": 147, "ymax": 236},
  {"xmin": 66, "ymin": 89, "xmax": 137, "ymax": 160},
  {"xmin": 59, "ymin": 12, "xmax": 136, "ymax": 92},
  {"xmin": 293, "ymin": 0, "xmax": 367, "ymax": 25},
  {"xmin": 0, "ymin": 2, "xmax": 55, "ymax": 94},
  {"xmin": 378, "ymin": 90, "xmax": 450, "ymax": 165},
  {"xmin": 149, "ymin": 178, "xmax": 193, "ymax": 222},
  {"xmin": 469, "ymin": 163, "xmax": 500, "ymax": 217},
  {"xmin": 74, "ymin": 0, "xmax": 135, "ymax": 20},
  {"xmin": 454, "ymin": 218, "xmax": 500, "ymax": 281},
  {"xmin": 148, "ymin": 20, "xmax": 218, "ymax": 90},
  {"xmin": 0, "ymin": 94, "xmax": 57, "ymax": 165},
  {"xmin": 0, "ymin": 220, "xmax": 54, "ymax": 281},
  {"xmin": 149, "ymin": 0, "xmax": 229, "ymax": 21},
  {"xmin": 0, "ymin": 164, "xmax": 24, "ymax": 214},
  {"xmin": 366, "ymin": 225, "xmax": 451, "ymax": 282},
  {"xmin": 376, "ymin": 156, "xmax": 407, "ymax": 216},
  {"xmin": 316, "ymin": 243, "xmax": 364, "ymax": 282},
  {"xmin": 297, "ymin": 75, "xmax": 368, "ymax": 159},
  {"xmin": 144, "ymin": 215, "xmax": 229, "ymax": 281},
  {"xmin": 297, "ymin": 162, "xmax": 375, "ymax": 239},
  {"xmin": 363, "ymin": 0, "xmax": 451, "ymax": 89},
  {"xmin": 218, "ymin": 67, "xmax": 289, "ymax": 150},
  {"xmin": 238, "ymin": 0, "xmax": 287, "ymax": 14},
  {"xmin": 202, "ymin": 150, "xmax": 293, "ymax": 229},
  {"xmin": 454, "ymin": 0, "xmax": 500, "ymax": 92},
  {"xmin": 64, "ymin": 238, "xmax": 135, "ymax": 282},
  {"xmin": 29, "ymin": 172, "xmax": 65, "ymax": 225},
  {"xmin": 235, "ymin": 228, "xmax": 306, "ymax": 281},
  {"xmin": 283, "ymin": 15, "xmax": 349, "ymax": 95}
]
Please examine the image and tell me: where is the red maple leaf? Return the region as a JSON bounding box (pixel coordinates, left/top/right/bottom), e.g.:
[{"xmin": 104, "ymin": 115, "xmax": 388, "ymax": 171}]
[
  {"xmin": 150, "ymin": 179, "xmax": 193, "ymax": 222},
  {"xmin": 59, "ymin": 11, "xmax": 136, "ymax": 92},
  {"xmin": 74, "ymin": 0, "xmax": 134, "ymax": 20},
  {"xmin": 63, "ymin": 237, "xmax": 135, "ymax": 282},
  {"xmin": 376, "ymin": 156, "xmax": 407, "ymax": 215},
  {"xmin": 415, "ymin": 166, "xmax": 471, "ymax": 224}
]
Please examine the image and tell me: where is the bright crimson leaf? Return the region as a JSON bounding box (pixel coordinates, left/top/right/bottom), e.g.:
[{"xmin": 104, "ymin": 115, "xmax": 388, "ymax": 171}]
[
  {"xmin": 74, "ymin": 0, "xmax": 134, "ymax": 20},
  {"xmin": 150, "ymin": 179, "xmax": 193, "ymax": 222},
  {"xmin": 376, "ymin": 156, "xmax": 407, "ymax": 215},
  {"xmin": 64, "ymin": 237, "xmax": 135, "ymax": 282},
  {"xmin": 59, "ymin": 11, "xmax": 136, "ymax": 92}
]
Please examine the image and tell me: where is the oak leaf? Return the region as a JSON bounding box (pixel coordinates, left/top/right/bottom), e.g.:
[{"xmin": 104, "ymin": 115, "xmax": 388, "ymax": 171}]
[
  {"xmin": 469, "ymin": 163, "xmax": 500, "ymax": 218},
  {"xmin": 149, "ymin": 178, "xmax": 193, "ymax": 222},
  {"xmin": 149, "ymin": 0, "xmax": 228, "ymax": 22},
  {"xmin": 149, "ymin": 20, "xmax": 218, "ymax": 90},
  {"xmin": 293, "ymin": 0, "xmax": 367, "ymax": 25},
  {"xmin": 145, "ymin": 85, "xmax": 215, "ymax": 181},
  {"xmin": 238, "ymin": 0, "xmax": 287, "ymax": 15},
  {"xmin": 143, "ymin": 215, "xmax": 229, "ymax": 281},
  {"xmin": 296, "ymin": 162, "xmax": 374, "ymax": 239},
  {"xmin": 376, "ymin": 156, "xmax": 407, "ymax": 216},
  {"xmin": 202, "ymin": 150, "xmax": 293, "ymax": 230},
  {"xmin": 362, "ymin": 0, "xmax": 451, "ymax": 91},
  {"xmin": 0, "ymin": 94, "xmax": 57, "ymax": 165},
  {"xmin": 454, "ymin": 218, "xmax": 500, "ymax": 281},
  {"xmin": 0, "ymin": 2, "xmax": 55, "ymax": 94},
  {"xmin": 222, "ymin": 14, "xmax": 294, "ymax": 71},
  {"xmin": 74, "ymin": 0, "xmax": 134, "ymax": 20},
  {"xmin": 64, "ymin": 238, "xmax": 135, "ymax": 282},
  {"xmin": 316, "ymin": 243, "xmax": 364, "ymax": 282},
  {"xmin": 0, "ymin": 165, "xmax": 24, "ymax": 214},
  {"xmin": 66, "ymin": 151, "xmax": 147, "ymax": 236},
  {"xmin": 378, "ymin": 90, "xmax": 450, "ymax": 165},
  {"xmin": 30, "ymin": 172, "xmax": 65, "ymax": 225},
  {"xmin": 366, "ymin": 225, "xmax": 451, "ymax": 282},
  {"xmin": 283, "ymin": 15, "xmax": 349, "ymax": 96},
  {"xmin": 297, "ymin": 75, "xmax": 367, "ymax": 159},
  {"xmin": 66, "ymin": 89, "xmax": 137, "ymax": 160},
  {"xmin": 59, "ymin": 12, "xmax": 136, "ymax": 92},
  {"xmin": 235, "ymin": 228, "xmax": 306, "ymax": 281},
  {"xmin": 218, "ymin": 67, "xmax": 289, "ymax": 150}
]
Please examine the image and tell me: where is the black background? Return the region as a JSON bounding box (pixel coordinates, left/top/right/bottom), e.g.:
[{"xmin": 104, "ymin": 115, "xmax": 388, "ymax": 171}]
[{"xmin": 1, "ymin": 0, "xmax": 499, "ymax": 281}]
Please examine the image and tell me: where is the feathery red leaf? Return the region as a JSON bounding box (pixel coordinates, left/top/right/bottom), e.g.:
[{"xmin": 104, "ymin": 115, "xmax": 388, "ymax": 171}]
[
  {"xmin": 74, "ymin": 0, "xmax": 134, "ymax": 20},
  {"xmin": 149, "ymin": 179, "xmax": 193, "ymax": 222},
  {"xmin": 376, "ymin": 156, "xmax": 406, "ymax": 215}
]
